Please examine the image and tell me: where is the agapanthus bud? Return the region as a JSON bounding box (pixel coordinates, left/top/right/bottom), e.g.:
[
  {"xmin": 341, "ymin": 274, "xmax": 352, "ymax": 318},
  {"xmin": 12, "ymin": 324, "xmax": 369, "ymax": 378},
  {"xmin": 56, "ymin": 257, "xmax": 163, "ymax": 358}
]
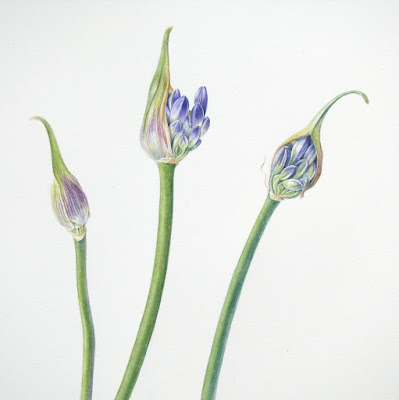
[
  {"xmin": 269, "ymin": 90, "xmax": 368, "ymax": 201},
  {"xmin": 140, "ymin": 27, "xmax": 211, "ymax": 164},
  {"xmin": 32, "ymin": 117, "xmax": 90, "ymax": 240}
]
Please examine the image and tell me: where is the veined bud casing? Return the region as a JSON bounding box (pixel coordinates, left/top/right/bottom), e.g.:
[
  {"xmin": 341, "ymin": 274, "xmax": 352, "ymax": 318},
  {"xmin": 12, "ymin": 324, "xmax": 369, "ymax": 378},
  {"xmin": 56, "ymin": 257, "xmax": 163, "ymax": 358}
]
[
  {"xmin": 269, "ymin": 90, "xmax": 368, "ymax": 201},
  {"xmin": 140, "ymin": 27, "xmax": 211, "ymax": 164},
  {"xmin": 32, "ymin": 117, "xmax": 90, "ymax": 240}
]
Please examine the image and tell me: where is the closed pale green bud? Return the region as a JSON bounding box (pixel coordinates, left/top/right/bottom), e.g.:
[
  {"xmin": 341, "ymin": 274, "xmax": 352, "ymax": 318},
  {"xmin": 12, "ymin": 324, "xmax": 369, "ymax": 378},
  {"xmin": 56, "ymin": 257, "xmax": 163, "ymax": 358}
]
[
  {"xmin": 269, "ymin": 90, "xmax": 368, "ymax": 201},
  {"xmin": 32, "ymin": 117, "xmax": 90, "ymax": 240}
]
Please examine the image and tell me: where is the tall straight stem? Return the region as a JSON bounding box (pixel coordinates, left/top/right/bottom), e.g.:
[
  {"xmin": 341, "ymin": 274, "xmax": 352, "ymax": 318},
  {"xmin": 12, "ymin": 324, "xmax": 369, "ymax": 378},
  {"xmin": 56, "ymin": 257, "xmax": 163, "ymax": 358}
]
[
  {"xmin": 115, "ymin": 163, "xmax": 176, "ymax": 400},
  {"xmin": 201, "ymin": 194, "xmax": 279, "ymax": 400},
  {"xmin": 74, "ymin": 236, "xmax": 95, "ymax": 400}
]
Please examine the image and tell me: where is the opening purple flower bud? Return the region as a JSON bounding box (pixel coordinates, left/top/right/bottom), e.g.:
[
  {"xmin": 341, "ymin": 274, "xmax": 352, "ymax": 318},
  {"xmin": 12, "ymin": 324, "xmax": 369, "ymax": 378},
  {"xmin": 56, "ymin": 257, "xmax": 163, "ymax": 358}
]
[
  {"xmin": 268, "ymin": 90, "xmax": 368, "ymax": 201},
  {"xmin": 141, "ymin": 28, "xmax": 211, "ymax": 164}
]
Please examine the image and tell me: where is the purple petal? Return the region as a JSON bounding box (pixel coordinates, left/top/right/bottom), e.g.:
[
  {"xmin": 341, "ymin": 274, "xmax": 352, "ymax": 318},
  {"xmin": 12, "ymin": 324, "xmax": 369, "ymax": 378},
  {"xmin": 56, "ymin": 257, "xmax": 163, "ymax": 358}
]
[
  {"xmin": 303, "ymin": 143, "xmax": 317, "ymax": 164},
  {"xmin": 191, "ymin": 103, "xmax": 204, "ymax": 127},
  {"xmin": 169, "ymin": 120, "xmax": 182, "ymax": 138},
  {"xmin": 279, "ymin": 165, "xmax": 297, "ymax": 180},
  {"xmin": 194, "ymin": 86, "xmax": 208, "ymax": 114},
  {"xmin": 180, "ymin": 135, "xmax": 189, "ymax": 149},
  {"xmin": 189, "ymin": 126, "xmax": 201, "ymax": 146},
  {"xmin": 167, "ymin": 89, "xmax": 181, "ymax": 111},
  {"xmin": 290, "ymin": 136, "xmax": 311, "ymax": 164},
  {"xmin": 190, "ymin": 139, "xmax": 202, "ymax": 151},
  {"xmin": 170, "ymin": 96, "xmax": 189, "ymax": 122},
  {"xmin": 201, "ymin": 117, "xmax": 210, "ymax": 136},
  {"xmin": 182, "ymin": 117, "xmax": 190, "ymax": 132},
  {"xmin": 272, "ymin": 146, "xmax": 290, "ymax": 175}
]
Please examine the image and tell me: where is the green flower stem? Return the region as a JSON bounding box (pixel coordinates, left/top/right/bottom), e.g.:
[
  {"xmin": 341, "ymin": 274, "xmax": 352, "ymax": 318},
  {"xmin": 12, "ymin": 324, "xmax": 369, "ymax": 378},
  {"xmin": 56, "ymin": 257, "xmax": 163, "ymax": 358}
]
[
  {"xmin": 201, "ymin": 194, "xmax": 279, "ymax": 400},
  {"xmin": 115, "ymin": 163, "xmax": 176, "ymax": 400},
  {"xmin": 74, "ymin": 236, "xmax": 95, "ymax": 400}
]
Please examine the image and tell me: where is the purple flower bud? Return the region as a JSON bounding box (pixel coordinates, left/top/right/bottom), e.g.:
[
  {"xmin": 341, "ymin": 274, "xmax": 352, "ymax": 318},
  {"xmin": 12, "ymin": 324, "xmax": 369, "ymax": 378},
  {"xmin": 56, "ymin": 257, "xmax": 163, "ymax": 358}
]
[
  {"xmin": 188, "ymin": 126, "xmax": 201, "ymax": 148},
  {"xmin": 170, "ymin": 96, "xmax": 189, "ymax": 123},
  {"xmin": 289, "ymin": 136, "xmax": 311, "ymax": 164},
  {"xmin": 201, "ymin": 117, "xmax": 210, "ymax": 136},
  {"xmin": 180, "ymin": 135, "xmax": 189, "ymax": 149},
  {"xmin": 169, "ymin": 120, "xmax": 182, "ymax": 139},
  {"xmin": 279, "ymin": 165, "xmax": 297, "ymax": 180},
  {"xmin": 271, "ymin": 146, "xmax": 290, "ymax": 175},
  {"xmin": 303, "ymin": 143, "xmax": 317, "ymax": 164},
  {"xmin": 182, "ymin": 117, "xmax": 190, "ymax": 132},
  {"xmin": 194, "ymin": 86, "xmax": 208, "ymax": 114},
  {"xmin": 167, "ymin": 89, "xmax": 181, "ymax": 111},
  {"xmin": 191, "ymin": 103, "xmax": 205, "ymax": 127}
]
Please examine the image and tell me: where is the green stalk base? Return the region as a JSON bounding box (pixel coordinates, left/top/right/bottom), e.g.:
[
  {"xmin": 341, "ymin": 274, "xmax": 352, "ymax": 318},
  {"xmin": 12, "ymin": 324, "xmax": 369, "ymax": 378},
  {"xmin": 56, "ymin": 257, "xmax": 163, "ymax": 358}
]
[
  {"xmin": 75, "ymin": 236, "xmax": 95, "ymax": 400},
  {"xmin": 115, "ymin": 163, "xmax": 176, "ymax": 400},
  {"xmin": 201, "ymin": 195, "xmax": 279, "ymax": 400}
]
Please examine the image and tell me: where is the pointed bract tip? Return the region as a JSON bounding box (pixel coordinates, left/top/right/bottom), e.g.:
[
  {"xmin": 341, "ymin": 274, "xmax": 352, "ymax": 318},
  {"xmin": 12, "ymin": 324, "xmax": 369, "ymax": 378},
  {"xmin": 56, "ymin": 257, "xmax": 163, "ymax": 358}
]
[
  {"xmin": 163, "ymin": 27, "xmax": 173, "ymax": 43},
  {"xmin": 31, "ymin": 115, "xmax": 48, "ymax": 124},
  {"xmin": 348, "ymin": 90, "xmax": 369, "ymax": 104},
  {"xmin": 30, "ymin": 116, "xmax": 68, "ymax": 177}
]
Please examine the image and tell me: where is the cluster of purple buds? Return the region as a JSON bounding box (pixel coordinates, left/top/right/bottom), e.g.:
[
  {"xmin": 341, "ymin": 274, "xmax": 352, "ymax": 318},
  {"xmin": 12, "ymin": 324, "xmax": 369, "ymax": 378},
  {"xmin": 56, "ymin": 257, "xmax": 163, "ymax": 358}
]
[
  {"xmin": 269, "ymin": 135, "xmax": 317, "ymax": 200},
  {"xmin": 165, "ymin": 86, "xmax": 210, "ymax": 162}
]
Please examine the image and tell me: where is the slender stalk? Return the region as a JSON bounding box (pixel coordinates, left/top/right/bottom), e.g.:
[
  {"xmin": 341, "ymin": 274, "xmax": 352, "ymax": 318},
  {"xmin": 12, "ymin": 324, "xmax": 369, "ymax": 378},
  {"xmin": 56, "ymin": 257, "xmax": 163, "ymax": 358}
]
[
  {"xmin": 115, "ymin": 163, "xmax": 176, "ymax": 400},
  {"xmin": 201, "ymin": 194, "xmax": 279, "ymax": 400},
  {"xmin": 74, "ymin": 236, "xmax": 95, "ymax": 400}
]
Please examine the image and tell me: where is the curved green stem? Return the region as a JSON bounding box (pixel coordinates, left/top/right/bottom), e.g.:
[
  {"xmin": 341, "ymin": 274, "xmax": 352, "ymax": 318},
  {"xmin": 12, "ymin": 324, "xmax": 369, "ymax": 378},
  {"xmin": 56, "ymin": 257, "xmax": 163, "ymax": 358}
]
[
  {"xmin": 74, "ymin": 236, "xmax": 95, "ymax": 400},
  {"xmin": 201, "ymin": 194, "xmax": 279, "ymax": 400},
  {"xmin": 115, "ymin": 163, "xmax": 176, "ymax": 400}
]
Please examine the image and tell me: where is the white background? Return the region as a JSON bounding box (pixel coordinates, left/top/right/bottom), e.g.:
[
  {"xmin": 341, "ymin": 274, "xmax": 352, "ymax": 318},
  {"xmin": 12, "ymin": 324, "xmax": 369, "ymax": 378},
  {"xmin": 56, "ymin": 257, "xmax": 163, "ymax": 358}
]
[{"xmin": 0, "ymin": 1, "xmax": 398, "ymax": 399}]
